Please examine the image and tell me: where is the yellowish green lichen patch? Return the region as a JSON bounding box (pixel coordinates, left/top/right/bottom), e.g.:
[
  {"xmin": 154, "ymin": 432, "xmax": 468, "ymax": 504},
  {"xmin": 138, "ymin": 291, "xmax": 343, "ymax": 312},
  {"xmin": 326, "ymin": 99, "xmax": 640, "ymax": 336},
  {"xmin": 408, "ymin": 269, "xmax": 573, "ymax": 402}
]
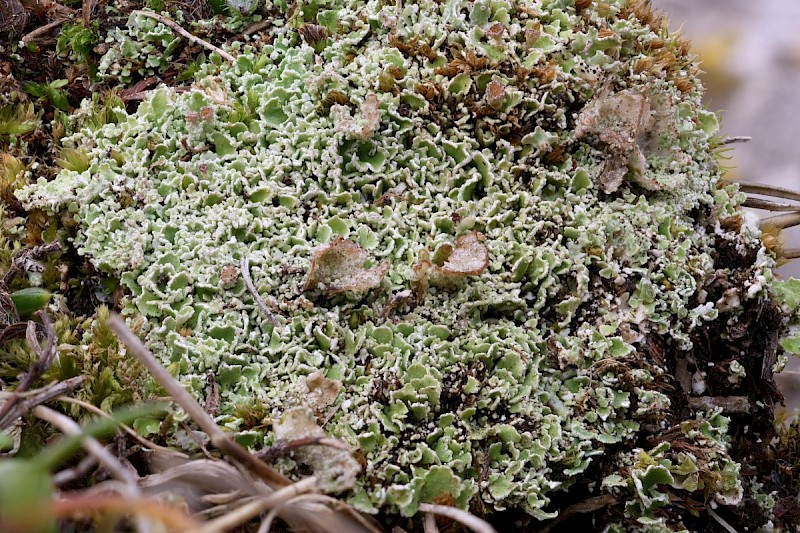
[{"xmin": 17, "ymin": 0, "xmax": 791, "ymax": 527}]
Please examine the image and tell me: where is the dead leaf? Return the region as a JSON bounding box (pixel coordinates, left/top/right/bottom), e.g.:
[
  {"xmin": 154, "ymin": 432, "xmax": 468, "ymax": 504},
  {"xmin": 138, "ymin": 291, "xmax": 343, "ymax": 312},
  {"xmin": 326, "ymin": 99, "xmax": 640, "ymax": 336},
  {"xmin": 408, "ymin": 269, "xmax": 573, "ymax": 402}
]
[
  {"xmin": 295, "ymin": 369, "xmax": 342, "ymax": 415},
  {"xmin": 303, "ymin": 237, "xmax": 389, "ymax": 295},
  {"xmin": 413, "ymin": 232, "xmax": 489, "ymax": 295},
  {"xmin": 332, "ymin": 93, "xmax": 381, "ymax": 140},
  {"xmin": 575, "ymin": 88, "xmax": 681, "ymax": 193},
  {"xmin": 274, "ymin": 408, "xmax": 360, "ymax": 493}
]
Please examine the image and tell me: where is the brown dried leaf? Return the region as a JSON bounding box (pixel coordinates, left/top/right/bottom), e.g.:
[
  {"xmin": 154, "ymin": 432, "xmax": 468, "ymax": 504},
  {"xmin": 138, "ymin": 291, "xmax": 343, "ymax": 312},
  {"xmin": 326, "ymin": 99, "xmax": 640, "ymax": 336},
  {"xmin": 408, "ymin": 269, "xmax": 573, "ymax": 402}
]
[
  {"xmin": 274, "ymin": 408, "xmax": 360, "ymax": 493},
  {"xmin": 575, "ymin": 88, "xmax": 680, "ymax": 193},
  {"xmin": 298, "ymin": 369, "xmax": 342, "ymax": 414},
  {"xmin": 575, "ymin": 88, "xmax": 649, "ymax": 148},
  {"xmin": 441, "ymin": 232, "xmax": 489, "ymax": 275},
  {"xmin": 332, "ymin": 93, "xmax": 381, "ymax": 140},
  {"xmin": 413, "ymin": 232, "xmax": 489, "ymax": 295},
  {"xmin": 304, "ymin": 236, "xmax": 389, "ymax": 295}
]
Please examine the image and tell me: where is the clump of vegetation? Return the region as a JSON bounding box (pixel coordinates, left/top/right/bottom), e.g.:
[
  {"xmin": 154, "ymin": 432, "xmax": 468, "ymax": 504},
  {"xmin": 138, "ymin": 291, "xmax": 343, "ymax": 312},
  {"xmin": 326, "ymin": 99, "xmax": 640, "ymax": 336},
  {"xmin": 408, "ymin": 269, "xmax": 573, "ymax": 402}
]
[{"xmin": 2, "ymin": 0, "xmax": 800, "ymax": 531}]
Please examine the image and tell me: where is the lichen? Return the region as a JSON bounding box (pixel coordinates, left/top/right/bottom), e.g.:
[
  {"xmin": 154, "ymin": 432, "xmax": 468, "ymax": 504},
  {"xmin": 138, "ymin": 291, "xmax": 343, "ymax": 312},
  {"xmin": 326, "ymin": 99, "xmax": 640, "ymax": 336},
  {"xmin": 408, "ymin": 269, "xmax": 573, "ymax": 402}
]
[{"xmin": 16, "ymin": 0, "xmax": 796, "ymax": 528}]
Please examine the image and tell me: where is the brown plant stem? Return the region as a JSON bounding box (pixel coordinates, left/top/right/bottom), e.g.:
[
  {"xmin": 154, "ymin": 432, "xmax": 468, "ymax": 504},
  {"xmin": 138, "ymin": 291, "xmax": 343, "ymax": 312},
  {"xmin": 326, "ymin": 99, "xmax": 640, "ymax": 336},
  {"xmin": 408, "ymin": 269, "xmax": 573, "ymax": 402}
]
[
  {"xmin": 108, "ymin": 314, "xmax": 291, "ymax": 487},
  {"xmin": 34, "ymin": 405, "xmax": 153, "ymax": 533}
]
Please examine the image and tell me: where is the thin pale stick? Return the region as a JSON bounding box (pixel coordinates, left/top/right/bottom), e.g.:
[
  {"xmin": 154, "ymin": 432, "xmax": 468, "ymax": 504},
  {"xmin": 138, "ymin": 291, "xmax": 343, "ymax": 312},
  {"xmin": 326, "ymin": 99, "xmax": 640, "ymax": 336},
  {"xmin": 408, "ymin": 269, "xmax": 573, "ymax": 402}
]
[
  {"xmin": 21, "ymin": 18, "xmax": 69, "ymax": 44},
  {"xmin": 53, "ymin": 453, "xmax": 99, "ymax": 486},
  {"xmin": 739, "ymin": 183, "xmax": 800, "ymax": 203},
  {"xmin": 417, "ymin": 504, "xmax": 497, "ymax": 533},
  {"xmin": 57, "ymin": 395, "xmax": 187, "ymax": 458},
  {"xmin": 197, "ymin": 476, "xmax": 318, "ymax": 533},
  {"xmin": 34, "ymin": 405, "xmax": 153, "ymax": 533},
  {"xmin": 134, "ymin": 10, "xmax": 235, "ymax": 63},
  {"xmin": 784, "ymin": 248, "xmax": 800, "ymax": 260},
  {"xmin": 761, "ymin": 212, "xmax": 800, "ymax": 230},
  {"xmin": 108, "ymin": 315, "xmax": 291, "ymax": 487},
  {"xmin": 707, "ymin": 508, "xmax": 738, "ymax": 533},
  {"xmin": 241, "ymin": 256, "xmax": 278, "ymax": 325},
  {"xmin": 742, "ymin": 198, "xmax": 800, "ymax": 212},
  {"xmin": 424, "ymin": 512, "xmax": 440, "ymax": 533}
]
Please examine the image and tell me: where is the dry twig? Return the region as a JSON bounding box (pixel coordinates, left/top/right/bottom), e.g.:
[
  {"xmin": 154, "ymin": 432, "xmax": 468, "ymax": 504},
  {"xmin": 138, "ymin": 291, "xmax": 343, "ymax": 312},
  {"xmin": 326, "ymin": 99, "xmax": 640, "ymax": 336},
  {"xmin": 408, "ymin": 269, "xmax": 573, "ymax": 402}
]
[
  {"xmin": 241, "ymin": 256, "xmax": 279, "ymax": 326},
  {"xmin": 738, "ymin": 182, "xmax": 800, "ymax": 204},
  {"xmin": 134, "ymin": 10, "xmax": 236, "ymax": 63},
  {"xmin": 34, "ymin": 405, "xmax": 154, "ymax": 533},
  {"xmin": 719, "ymin": 136, "xmax": 751, "ymax": 145},
  {"xmin": 0, "ymin": 313, "xmax": 57, "ymax": 429},
  {"xmin": 20, "ymin": 17, "xmax": 69, "ymax": 44},
  {"xmin": 197, "ymin": 476, "xmax": 318, "ymax": 533},
  {"xmin": 108, "ymin": 314, "xmax": 291, "ymax": 487},
  {"xmin": 417, "ymin": 503, "xmax": 496, "ymax": 533},
  {"xmin": 742, "ymin": 198, "xmax": 800, "ymax": 212},
  {"xmin": 0, "ymin": 375, "xmax": 85, "ymax": 431},
  {"xmin": 257, "ymin": 436, "xmax": 352, "ymax": 461}
]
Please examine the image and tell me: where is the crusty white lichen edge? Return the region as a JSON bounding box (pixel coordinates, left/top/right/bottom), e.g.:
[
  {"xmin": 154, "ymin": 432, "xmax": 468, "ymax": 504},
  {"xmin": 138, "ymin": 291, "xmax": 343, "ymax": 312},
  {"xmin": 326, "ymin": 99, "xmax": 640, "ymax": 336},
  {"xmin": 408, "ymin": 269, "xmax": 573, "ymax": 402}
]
[{"xmin": 17, "ymin": 0, "xmax": 790, "ymax": 527}]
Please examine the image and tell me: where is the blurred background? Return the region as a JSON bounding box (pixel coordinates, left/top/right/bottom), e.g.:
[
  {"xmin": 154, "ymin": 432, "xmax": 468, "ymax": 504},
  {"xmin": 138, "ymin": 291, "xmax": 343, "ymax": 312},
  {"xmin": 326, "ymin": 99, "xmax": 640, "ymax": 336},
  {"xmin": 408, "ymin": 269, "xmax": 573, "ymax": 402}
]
[{"xmin": 653, "ymin": 0, "xmax": 800, "ymax": 402}]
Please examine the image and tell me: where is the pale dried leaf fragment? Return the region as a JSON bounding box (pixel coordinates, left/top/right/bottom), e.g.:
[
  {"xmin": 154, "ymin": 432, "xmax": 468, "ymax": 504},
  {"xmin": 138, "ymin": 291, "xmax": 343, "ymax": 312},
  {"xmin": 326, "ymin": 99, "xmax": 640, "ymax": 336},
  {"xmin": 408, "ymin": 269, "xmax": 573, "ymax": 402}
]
[
  {"xmin": 274, "ymin": 408, "xmax": 360, "ymax": 493},
  {"xmin": 294, "ymin": 369, "xmax": 342, "ymax": 416},
  {"xmin": 413, "ymin": 232, "xmax": 489, "ymax": 296},
  {"xmin": 332, "ymin": 93, "xmax": 381, "ymax": 140},
  {"xmin": 303, "ymin": 237, "xmax": 389, "ymax": 295},
  {"xmin": 575, "ymin": 88, "xmax": 679, "ymax": 193}
]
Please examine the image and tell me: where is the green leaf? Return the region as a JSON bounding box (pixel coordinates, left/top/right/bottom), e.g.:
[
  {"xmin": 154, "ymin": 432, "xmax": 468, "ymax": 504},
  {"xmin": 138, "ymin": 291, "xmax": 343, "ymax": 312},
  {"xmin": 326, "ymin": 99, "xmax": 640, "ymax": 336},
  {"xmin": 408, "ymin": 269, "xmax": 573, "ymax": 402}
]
[
  {"xmin": 132, "ymin": 416, "xmax": 161, "ymax": 436},
  {"xmin": 780, "ymin": 336, "xmax": 800, "ymax": 354},
  {"xmin": 21, "ymin": 81, "xmax": 47, "ymax": 98},
  {"xmin": 0, "ymin": 459, "xmax": 55, "ymax": 533},
  {"xmin": 772, "ymin": 278, "xmax": 800, "ymax": 312}
]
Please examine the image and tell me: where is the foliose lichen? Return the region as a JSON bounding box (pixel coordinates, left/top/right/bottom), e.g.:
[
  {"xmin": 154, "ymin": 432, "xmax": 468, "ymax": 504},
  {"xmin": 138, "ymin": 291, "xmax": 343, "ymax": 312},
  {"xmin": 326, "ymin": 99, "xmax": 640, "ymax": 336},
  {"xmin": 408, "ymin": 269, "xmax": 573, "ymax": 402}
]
[{"xmin": 17, "ymin": 0, "xmax": 796, "ymax": 528}]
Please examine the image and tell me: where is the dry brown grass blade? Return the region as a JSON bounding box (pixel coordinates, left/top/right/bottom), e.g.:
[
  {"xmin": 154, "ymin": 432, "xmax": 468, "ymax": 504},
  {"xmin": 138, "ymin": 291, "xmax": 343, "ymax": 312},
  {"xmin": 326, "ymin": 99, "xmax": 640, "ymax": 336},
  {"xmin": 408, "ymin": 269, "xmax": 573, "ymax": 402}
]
[
  {"xmin": 197, "ymin": 477, "xmax": 318, "ymax": 533},
  {"xmin": 108, "ymin": 314, "xmax": 291, "ymax": 488},
  {"xmin": 57, "ymin": 394, "xmax": 187, "ymax": 458},
  {"xmin": 739, "ymin": 182, "xmax": 800, "ymax": 204},
  {"xmin": 257, "ymin": 494, "xmax": 354, "ymax": 533},
  {"xmin": 48, "ymin": 493, "xmax": 198, "ymax": 530},
  {"xmin": 761, "ymin": 212, "xmax": 800, "ymax": 231},
  {"xmin": 140, "ymin": 458, "xmax": 272, "ymax": 509},
  {"xmin": 34, "ymin": 405, "xmax": 154, "ymax": 533}
]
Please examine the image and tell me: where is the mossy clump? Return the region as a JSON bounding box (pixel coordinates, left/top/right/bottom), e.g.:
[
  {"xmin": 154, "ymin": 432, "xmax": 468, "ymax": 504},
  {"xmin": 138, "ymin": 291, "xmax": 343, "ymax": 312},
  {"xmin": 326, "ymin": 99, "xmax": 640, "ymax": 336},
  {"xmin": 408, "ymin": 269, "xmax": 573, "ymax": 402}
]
[{"xmin": 16, "ymin": 0, "xmax": 796, "ymax": 529}]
